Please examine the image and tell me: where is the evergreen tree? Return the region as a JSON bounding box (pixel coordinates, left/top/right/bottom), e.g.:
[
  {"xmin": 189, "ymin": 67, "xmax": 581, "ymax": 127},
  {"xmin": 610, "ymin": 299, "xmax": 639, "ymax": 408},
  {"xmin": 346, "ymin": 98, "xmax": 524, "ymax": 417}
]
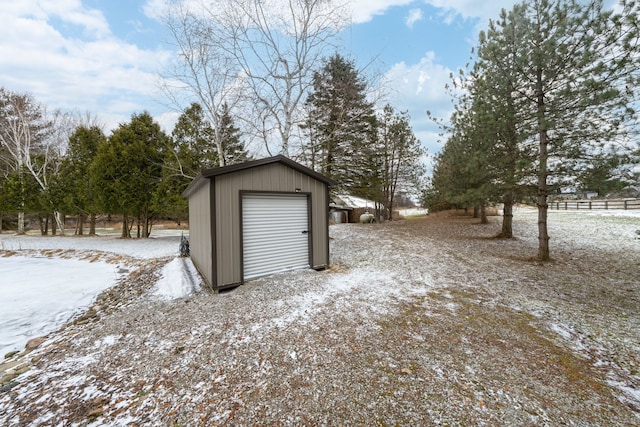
[
  {"xmin": 462, "ymin": 0, "xmax": 640, "ymax": 259},
  {"xmin": 218, "ymin": 102, "xmax": 249, "ymax": 166},
  {"xmin": 0, "ymin": 167, "xmax": 41, "ymax": 223},
  {"xmin": 91, "ymin": 112, "xmax": 168, "ymax": 238},
  {"xmin": 303, "ymin": 53, "xmax": 377, "ymax": 195},
  {"xmin": 58, "ymin": 125, "xmax": 105, "ymax": 234},
  {"xmin": 160, "ymin": 103, "xmax": 213, "ymax": 222},
  {"xmin": 427, "ymin": 81, "xmax": 498, "ymax": 220},
  {"xmin": 427, "ymin": 132, "xmax": 484, "ymax": 214},
  {"xmin": 160, "ymin": 102, "xmax": 249, "ymax": 222},
  {"xmin": 575, "ymin": 151, "xmax": 629, "ymax": 196},
  {"xmin": 168, "ymin": 103, "xmax": 218, "ymax": 177}
]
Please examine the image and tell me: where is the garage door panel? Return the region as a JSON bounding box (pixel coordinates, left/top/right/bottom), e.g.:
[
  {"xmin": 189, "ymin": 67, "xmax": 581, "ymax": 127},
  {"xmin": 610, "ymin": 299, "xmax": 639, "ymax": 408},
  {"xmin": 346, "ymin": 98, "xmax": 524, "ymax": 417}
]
[{"xmin": 242, "ymin": 194, "xmax": 310, "ymax": 279}]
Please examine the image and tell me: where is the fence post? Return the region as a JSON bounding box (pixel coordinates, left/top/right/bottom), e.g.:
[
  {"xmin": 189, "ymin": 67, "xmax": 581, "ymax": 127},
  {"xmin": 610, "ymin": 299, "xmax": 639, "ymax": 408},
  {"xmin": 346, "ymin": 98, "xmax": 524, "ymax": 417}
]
[
  {"xmin": 624, "ymin": 200, "xmax": 628, "ymax": 210},
  {"xmin": 605, "ymin": 200, "xmax": 608, "ymax": 210}
]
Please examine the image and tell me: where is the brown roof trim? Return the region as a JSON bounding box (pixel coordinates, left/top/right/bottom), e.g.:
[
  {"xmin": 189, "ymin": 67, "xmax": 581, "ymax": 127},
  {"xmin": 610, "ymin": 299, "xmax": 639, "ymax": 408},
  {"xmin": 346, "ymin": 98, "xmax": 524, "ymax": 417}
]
[
  {"xmin": 182, "ymin": 155, "xmax": 337, "ymax": 198},
  {"xmin": 182, "ymin": 173, "xmax": 207, "ymax": 198}
]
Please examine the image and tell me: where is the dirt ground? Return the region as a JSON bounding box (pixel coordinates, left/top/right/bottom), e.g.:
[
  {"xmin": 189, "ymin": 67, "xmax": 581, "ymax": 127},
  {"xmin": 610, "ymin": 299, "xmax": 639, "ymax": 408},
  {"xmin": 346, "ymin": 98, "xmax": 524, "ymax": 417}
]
[{"xmin": 1, "ymin": 208, "xmax": 639, "ymax": 426}]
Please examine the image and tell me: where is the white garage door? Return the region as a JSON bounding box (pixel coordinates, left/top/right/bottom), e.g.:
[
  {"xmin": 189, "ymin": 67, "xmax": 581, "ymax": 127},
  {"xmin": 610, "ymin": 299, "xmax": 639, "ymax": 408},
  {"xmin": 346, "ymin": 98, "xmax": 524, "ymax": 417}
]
[{"xmin": 242, "ymin": 194, "xmax": 310, "ymax": 280}]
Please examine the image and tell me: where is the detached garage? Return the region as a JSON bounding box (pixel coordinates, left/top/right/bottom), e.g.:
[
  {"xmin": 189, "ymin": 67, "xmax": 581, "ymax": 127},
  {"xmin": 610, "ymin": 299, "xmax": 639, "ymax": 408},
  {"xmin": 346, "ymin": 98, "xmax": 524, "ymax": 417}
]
[{"xmin": 182, "ymin": 155, "xmax": 337, "ymax": 291}]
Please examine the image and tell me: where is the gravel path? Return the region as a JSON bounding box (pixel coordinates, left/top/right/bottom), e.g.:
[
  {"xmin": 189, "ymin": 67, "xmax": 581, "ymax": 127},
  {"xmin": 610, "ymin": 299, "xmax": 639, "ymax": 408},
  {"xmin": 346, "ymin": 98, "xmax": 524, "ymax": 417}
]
[{"xmin": 1, "ymin": 208, "xmax": 639, "ymax": 426}]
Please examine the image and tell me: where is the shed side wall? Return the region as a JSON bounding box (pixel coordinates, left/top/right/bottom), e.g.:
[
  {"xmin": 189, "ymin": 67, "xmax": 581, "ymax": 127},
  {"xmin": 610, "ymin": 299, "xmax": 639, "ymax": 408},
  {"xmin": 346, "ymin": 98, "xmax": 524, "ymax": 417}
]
[
  {"xmin": 188, "ymin": 179, "xmax": 214, "ymax": 287},
  {"xmin": 215, "ymin": 162, "xmax": 330, "ymax": 286}
]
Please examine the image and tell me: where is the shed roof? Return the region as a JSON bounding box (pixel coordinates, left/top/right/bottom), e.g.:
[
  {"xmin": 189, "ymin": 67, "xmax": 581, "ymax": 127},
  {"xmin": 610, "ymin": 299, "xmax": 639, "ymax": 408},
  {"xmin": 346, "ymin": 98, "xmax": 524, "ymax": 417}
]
[
  {"xmin": 182, "ymin": 155, "xmax": 337, "ymax": 198},
  {"xmin": 333, "ymin": 194, "xmax": 383, "ymax": 209}
]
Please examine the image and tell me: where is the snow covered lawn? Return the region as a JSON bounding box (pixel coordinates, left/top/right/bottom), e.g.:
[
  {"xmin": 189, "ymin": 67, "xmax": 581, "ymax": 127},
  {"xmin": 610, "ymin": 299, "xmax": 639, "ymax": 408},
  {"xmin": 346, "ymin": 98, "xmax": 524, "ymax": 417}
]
[
  {"xmin": 0, "ymin": 208, "xmax": 639, "ymax": 426},
  {"xmin": 0, "ymin": 257, "xmax": 118, "ymax": 358},
  {"xmin": 0, "ymin": 233, "xmax": 200, "ymax": 358}
]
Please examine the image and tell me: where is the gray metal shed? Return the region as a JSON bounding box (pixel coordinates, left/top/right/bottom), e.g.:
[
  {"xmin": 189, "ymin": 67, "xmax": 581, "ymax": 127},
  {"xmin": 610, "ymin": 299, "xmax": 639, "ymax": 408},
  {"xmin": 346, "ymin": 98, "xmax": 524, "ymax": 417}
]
[{"xmin": 182, "ymin": 155, "xmax": 337, "ymax": 290}]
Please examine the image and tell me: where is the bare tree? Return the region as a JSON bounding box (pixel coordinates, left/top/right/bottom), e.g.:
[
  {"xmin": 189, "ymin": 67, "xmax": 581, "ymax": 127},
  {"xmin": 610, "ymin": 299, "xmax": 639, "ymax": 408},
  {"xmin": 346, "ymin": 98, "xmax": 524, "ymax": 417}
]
[
  {"xmin": 161, "ymin": 0, "xmax": 348, "ymax": 159},
  {"xmin": 0, "ymin": 88, "xmax": 44, "ymax": 233},
  {"xmin": 0, "ymin": 88, "xmax": 73, "ymax": 234},
  {"xmin": 161, "ymin": 1, "xmax": 245, "ymax": 167}
]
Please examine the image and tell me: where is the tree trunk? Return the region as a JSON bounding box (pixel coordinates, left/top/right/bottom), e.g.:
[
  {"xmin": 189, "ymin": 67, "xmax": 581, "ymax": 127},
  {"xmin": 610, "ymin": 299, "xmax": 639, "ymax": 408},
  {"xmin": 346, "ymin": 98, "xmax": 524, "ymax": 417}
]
[
  {"xmin": 51, "ymin": 214, "xmax": 57, "ymax": 235},
  {"xmin": 55, "ymin": 212, "xmax": 64, "ymax": 236},
  {"xmin": 537, "ymin": 75, "xmax": 550, "ymax": 261},
  {"xmin": 480, "ymin": 204, "xmax": 488, "ymax": 224},
  {"xmin": 121, "ymin": 214, "xmax": 130, "ymax": 238},
  {"xmin": 500, "ymin": 192, "xmax": 514, "ymax": 238},
  {"xmin": 0, "ymin": 212, "xmax": 3, "ymax": 233},
  {"xmin": 17, "ymin": 212, "xmax": 25, "ymax": 235},
  {"xmin": 77, "ymin": 214, "xmax": 84, "ymax": 235},
  {"xmin": 145, "ymin": 216, "xmax": 152, "ymax": 238},
  {"xmin": 537, "ymin": 142, "xmax": 550, "ymax": 261},
  {"xmin": 89, "ymin": 213, "xmax": 96, "ymax": 235},
  {"xmin": 388, "ymin": 193, "xmax": 395, "ymax": 221}
]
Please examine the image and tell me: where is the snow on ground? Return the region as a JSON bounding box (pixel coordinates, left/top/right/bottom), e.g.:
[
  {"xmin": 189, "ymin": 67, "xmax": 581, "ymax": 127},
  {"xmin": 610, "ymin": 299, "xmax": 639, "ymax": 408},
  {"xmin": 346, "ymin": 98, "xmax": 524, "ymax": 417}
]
[
  {"xmin": 0, "ymin": 231, "xmax": 195, "ymax": 358},
  {"xmin": 0, "ymin": 257, "xmax": 120, "ymax": 358},
  {"xmin": 152, "ymin": 257, "xmax": 203, "ymax": 301},
  {"xmin": 0, "ymin": 208, "xmax": 639, "ymax": 425},
  {"xmin": 0, "ymin": 231, "xmax": 182, "ymax": 259}
]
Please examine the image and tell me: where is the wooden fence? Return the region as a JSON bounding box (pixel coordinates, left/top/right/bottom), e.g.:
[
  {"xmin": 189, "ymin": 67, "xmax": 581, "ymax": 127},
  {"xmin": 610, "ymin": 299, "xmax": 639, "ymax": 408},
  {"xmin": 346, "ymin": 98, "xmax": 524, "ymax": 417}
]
[{"xmin": 550, "ymin": 198, "xmax": 640, "ymax": 210}]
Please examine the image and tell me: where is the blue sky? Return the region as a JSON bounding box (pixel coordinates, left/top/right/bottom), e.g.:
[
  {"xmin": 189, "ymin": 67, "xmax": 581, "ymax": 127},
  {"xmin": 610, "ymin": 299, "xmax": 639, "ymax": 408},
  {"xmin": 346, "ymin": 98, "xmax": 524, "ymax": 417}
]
[{"xmin": 1, "ymin": 0, "xmax": 526, "ymax": 162}]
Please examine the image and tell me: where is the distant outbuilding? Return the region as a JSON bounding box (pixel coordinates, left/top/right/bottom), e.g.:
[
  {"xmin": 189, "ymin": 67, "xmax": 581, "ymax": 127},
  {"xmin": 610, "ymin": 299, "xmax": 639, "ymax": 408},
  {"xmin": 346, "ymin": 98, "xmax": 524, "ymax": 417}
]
[{"xmin": 182, "ymin": 155, "xmax": 337, "ymax": 291}]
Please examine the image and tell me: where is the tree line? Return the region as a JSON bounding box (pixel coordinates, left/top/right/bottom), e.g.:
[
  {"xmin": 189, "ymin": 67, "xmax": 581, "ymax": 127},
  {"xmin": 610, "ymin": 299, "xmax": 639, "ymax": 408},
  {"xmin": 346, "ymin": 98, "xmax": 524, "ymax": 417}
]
[
  {"xmin": 424, "ymin": 0, "xmax": 640, "ymax": 261},
  {"xmin": 1, "ymin": 0, "xmax": 428, "ymax": 235},
  {"xmin": 0, "ymin": 53, "xmax": 425, "ymax": 236},
  {"xmin": 0, "ymin": 92, "xmax": 247, "ymax": 238}
]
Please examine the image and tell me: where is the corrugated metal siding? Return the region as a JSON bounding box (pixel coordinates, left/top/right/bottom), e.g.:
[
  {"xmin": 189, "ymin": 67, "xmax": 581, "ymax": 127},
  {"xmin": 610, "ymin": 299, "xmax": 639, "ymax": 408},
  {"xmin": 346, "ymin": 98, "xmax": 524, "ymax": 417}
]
[
  {"xmin": 242, "ymin": 194, "xmax": 309, "ymax": 279},
  {"xmin": 187, "ymin": 179, "xmax": 213, "ymax": 286},
  {"xmin": 214, "ymin": 162, "xmax": 330, "ymax": 286}
]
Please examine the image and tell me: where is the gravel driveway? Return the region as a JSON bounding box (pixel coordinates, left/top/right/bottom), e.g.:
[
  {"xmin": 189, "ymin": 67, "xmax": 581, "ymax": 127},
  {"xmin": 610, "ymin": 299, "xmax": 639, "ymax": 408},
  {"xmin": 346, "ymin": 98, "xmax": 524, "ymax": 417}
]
[{"xmin": 1, "ymin": 207, "xmax": 639, "ymax": 426}]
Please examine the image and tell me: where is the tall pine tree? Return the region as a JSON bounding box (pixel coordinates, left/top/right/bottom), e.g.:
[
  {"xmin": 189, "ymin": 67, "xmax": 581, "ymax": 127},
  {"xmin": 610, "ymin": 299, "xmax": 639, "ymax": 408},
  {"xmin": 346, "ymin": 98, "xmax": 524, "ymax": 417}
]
[
  {"xmin": 303, "ymin": 54, "xmax": 377, "ymax": 195},
  {"xmin": 465, "ymin": 0, "xmax": 640, "ymax": 259}
]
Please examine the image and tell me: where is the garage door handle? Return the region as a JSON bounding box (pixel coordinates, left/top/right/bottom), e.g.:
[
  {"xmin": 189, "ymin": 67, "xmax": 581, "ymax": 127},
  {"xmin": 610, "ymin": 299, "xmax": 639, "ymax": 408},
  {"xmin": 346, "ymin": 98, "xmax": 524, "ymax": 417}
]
[{"xmin": 301, "ymin": 230, "xmax": 308, "ymax": 234}]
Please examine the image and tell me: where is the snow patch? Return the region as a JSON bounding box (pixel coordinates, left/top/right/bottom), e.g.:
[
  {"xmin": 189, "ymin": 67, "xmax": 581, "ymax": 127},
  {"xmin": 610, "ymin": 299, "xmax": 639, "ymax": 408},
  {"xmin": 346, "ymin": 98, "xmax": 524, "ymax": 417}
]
[
  {"xmin": 609, "ymin": 380, "xmax": 640, "ymax": 403},
  {"xmin": 0, "ymin": 232, "xmax": 182, "ymax": 259},
  {"xmin": 94, "ymin": 335, "xmax": 119, "ymax": 348},
  {"xmin": 152, "ymin": 257, "xmax": 202, "ymax": 300},
  {"xmin": 0, "ymin": 257, "xmax": 117, "ymax": 357}
]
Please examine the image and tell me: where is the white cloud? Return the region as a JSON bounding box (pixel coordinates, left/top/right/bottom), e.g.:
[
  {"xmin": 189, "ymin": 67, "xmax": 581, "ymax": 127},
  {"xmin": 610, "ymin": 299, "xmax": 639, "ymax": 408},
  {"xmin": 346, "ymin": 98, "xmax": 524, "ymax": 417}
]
[
  {"xmin": 3, "ymin": 0, "xmax": 111, "ymax": 37},
  {"xmin": 424, "ymin": 0, "xmax": 517, "ymax": 21},
  {"xmin": 143, "ymin": 0, "xmax": 170, "ymax": 22},
  {"xmin": 383, "ymin": 51, "xmax": 456, "ymax": 155},
  {"xmin": 347, "ymin": 0, "xmax": 414, "ymax": 24},
  {"xmin": 405, "ymin": 8, "xmax": 423, "ymax": 29},
  {"xmin": 346, "ymin": 0, "xmax": 518, "ymax": 25},
  {"xmin": 0, "ymin": 1, "xmax": 173, "ymax": 133}
]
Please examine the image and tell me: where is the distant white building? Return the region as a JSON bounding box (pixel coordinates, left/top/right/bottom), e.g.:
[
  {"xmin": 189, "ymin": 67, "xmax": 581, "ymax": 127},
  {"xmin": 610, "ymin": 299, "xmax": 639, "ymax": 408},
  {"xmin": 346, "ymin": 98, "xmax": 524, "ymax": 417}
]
[
  {"xmin": 397, "ymin": 207, "xmax": 429, "ymax": 217},
  {"xmin": 330, "ymin": 194, "xmax": 383, "ymax": 223},
  {"xmin": 333, "ymin": 194, "xmax": 379, "ymax": 209}
]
